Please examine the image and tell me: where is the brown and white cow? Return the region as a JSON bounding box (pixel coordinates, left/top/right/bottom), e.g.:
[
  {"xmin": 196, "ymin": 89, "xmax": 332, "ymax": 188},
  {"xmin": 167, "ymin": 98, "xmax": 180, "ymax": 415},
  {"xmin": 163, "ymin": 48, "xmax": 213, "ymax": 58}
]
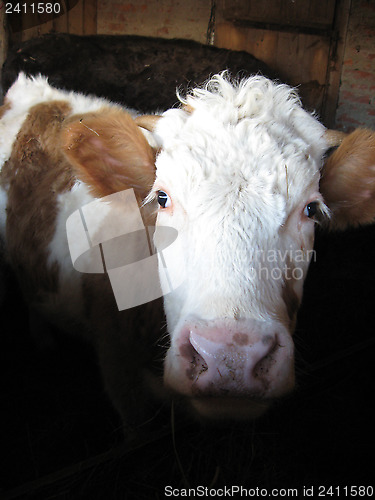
[{"xmin": 0, "ymin": 73, "xmax": 374, "ymax": 427}]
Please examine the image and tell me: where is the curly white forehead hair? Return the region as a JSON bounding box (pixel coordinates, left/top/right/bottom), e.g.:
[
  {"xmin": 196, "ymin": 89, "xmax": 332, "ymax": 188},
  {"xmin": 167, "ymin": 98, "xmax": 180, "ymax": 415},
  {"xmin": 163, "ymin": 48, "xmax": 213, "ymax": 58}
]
[{"xmin": 151, "ymin": 72, "xmax": 329, "ymax": 224}]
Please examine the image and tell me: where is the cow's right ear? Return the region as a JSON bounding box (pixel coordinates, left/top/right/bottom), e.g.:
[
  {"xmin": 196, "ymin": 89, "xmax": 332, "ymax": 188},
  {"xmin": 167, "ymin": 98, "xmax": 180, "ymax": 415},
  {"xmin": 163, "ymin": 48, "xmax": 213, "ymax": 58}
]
[
  {"xmin": 62, "ymin": 108, "xmax": 156, "ymax": 199},
  {"xmin": 320, "ymin": 128, "xmax": 375, "ymax": 230}
]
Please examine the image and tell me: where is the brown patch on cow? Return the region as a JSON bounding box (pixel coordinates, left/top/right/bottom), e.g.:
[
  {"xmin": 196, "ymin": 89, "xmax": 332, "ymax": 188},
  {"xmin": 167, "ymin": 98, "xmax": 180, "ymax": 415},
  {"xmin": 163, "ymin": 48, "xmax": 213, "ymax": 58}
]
[
  {"xmin": 282, "ymin": 282, "xmax": 300, "ymax": 331},
  {"xmin": 0, "ymin": 99, "xmax": 11, "ymax": 119},
  {"xmin": 233, "ymin": 332, "xmax": 249, "ymax": 346},
  {"xmin": 321, "ymin": 128, "xmax": 375, "ymax": 230},
  {"xmin": 62, "ymin": 108, "xmax": 156, "ymax": 201},
  {"xmin": 0, "ymin": 100, "xmax": 74, "ymax": 300}
]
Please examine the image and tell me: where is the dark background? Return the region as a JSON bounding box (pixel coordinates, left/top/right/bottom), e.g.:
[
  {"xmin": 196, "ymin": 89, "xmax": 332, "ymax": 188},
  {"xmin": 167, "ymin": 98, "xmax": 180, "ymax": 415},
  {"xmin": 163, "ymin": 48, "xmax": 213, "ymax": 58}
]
[{"xmin": 2, "ymin": 223, "xmax": 374, "ymax": 499}]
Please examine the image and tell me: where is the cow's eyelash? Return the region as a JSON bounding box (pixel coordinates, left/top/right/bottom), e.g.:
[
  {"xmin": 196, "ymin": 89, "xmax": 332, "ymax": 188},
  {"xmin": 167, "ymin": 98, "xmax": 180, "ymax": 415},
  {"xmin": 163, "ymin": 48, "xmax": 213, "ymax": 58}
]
[
  {"xmin": 310, "ymin": 200, "xmax": 331, "ymax": 223},
  {"xmin": 142, "ymin": 190, "xmax": 158, "ymax": 207}
]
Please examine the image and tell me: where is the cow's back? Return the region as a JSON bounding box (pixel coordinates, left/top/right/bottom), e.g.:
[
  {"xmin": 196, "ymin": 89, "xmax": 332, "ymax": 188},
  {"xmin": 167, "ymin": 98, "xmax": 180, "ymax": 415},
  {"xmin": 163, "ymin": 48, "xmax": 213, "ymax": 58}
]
[
  {"xmin": 0, "ymin": 75, "xmax": 117, "ymax": 328},
  {"xmin": 2, "ymin": 34, "xmax": 279, "ymax": 113}
]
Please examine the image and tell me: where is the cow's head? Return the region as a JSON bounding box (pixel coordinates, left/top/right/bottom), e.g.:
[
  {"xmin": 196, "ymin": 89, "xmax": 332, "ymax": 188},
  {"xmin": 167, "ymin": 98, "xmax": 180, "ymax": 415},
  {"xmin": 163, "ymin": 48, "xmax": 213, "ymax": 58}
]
[{"xmin": 63, "ymin": 75, "xmax": 375, "ymax": 420}]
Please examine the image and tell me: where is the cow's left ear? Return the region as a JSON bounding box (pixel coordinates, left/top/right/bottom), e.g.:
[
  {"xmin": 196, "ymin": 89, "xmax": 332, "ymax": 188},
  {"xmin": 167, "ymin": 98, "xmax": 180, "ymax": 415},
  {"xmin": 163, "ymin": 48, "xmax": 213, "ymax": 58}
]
[
  {"xmin": 62, "ymin": 108, "xmax": 156, "ymax": 200},
  {"xmin": 320, "ymin": 128, "xmax": 375, "ymax": 230}
]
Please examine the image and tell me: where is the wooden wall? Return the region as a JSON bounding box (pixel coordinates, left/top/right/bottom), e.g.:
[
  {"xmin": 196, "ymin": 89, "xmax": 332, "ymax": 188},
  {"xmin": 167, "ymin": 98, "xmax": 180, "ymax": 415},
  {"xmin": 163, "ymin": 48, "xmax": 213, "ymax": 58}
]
[
  {"xmin": 215, "ymin": 0, "xmax": 351, "ymax": 126},
  {"xmin": 3, "ymin": 0, "xmax": 371, "ymax": 129},
  {"xmin": 8, "ymin": 0, "xmax": 97, "ymax": 42},
  {"xmin": 335, "ymin": 0, "xmax": 375, "ymax": 132},
  {"xmin": 0, "ymin": 6, "xmax": 8, "ymax": 72},
  {"xmin": 97, "ymin": 0, "xmax": 211, "ymax": 42}
]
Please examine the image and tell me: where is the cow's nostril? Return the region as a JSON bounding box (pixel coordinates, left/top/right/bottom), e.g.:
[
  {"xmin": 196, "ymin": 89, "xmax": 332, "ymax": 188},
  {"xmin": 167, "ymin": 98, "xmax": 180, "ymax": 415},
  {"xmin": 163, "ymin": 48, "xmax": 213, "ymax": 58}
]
[
  {"xmin": 253, "ymin": 338, "xmax": 279, "ymax": 379},
  {"xmin": 180, "ymin": 339, "xmax": 208, "ymax": 381}
]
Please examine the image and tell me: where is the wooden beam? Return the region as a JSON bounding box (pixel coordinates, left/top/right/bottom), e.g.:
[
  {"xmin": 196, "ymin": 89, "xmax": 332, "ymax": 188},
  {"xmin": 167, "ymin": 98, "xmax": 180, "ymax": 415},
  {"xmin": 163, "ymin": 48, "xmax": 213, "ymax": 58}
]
[
  {"xmin": 68, "ymin": 0, "xmax": 84, "ymax": 34},
  {"xmin": 322, "ymin": 0, "xmax": 352, "ymax": 128},
  {"xmin": 0, "ymin": 6, "xmax": 9, "ymax": 99},
  {"xmin": 83, "ymin": 0, "xmax": 97, "ymax": 35},
  {"xmin": 53, "ymin": 1, "xmax": 69, "ymax": 33}
]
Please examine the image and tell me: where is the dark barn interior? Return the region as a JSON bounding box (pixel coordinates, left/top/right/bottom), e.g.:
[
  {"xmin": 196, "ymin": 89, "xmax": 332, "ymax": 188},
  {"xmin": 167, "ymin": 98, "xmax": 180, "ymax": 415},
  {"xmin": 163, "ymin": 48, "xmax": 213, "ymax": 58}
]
[{"xmin": 1, "ymin": 1, "xmax": 375, "ymax": 499}]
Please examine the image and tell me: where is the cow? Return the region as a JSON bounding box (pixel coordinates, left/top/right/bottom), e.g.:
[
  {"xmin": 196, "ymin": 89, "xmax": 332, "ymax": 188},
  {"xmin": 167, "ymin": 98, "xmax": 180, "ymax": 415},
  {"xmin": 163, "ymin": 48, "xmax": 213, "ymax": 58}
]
[
  {"xmin": 1, "ymin": 33, "xmax": 278, "ymax": 113},
  {"xmin": 0, "ymin": 73, "xmax": 374, "ymax": 430}
]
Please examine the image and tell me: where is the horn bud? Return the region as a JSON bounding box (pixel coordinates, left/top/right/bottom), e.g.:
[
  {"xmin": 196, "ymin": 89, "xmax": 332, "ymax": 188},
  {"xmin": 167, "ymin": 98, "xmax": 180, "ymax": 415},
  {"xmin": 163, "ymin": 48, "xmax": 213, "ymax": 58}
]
[
  {"xmin": 135, "ymin": 115, "xmax": 162, "ymax": 132},
  {"xmin": 324, "ymin": 129, "xmax": 347, "ymax": 147}
]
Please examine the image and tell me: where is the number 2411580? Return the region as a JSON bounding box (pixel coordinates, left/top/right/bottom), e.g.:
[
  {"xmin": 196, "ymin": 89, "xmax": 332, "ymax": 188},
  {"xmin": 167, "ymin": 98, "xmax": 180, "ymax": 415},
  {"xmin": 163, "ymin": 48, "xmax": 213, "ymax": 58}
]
[
  {"xmin": 5, "ymin": 3, "xmax": 61, "ymax": 14},
  {"xmin": 318, "ymin": 486, "xmax": 373, "ymax": 497}
]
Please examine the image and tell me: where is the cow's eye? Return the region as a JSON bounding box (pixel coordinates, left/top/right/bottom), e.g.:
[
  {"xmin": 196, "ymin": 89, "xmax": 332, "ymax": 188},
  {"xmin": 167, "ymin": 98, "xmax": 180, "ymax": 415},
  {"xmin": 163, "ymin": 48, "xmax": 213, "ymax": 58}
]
[
  {"xmin": 157, "ymin": 190, "xmax": 171, "ymax": 209},
  {"xmin": 304, "ymin": 201, "xmax": 319, "ymax": 219}
]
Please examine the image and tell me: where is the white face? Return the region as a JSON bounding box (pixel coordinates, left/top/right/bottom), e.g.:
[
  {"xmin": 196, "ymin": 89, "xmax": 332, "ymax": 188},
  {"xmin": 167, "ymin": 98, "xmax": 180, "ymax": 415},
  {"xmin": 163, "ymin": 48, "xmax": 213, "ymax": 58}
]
[{"xmin": 149, "ymin": 76, "xmax": 328, "ymax": 419}]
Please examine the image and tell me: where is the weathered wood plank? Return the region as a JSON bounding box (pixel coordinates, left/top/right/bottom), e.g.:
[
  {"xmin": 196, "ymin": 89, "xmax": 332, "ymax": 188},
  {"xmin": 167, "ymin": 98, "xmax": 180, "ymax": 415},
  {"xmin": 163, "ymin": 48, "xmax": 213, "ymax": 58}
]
[
  {"xmin": 68, "ymin": 0, "xmax": 84, "ymax": 34},
  {"xmin": 322, "ymin": 0, "xmax": 352, "ymax": 127},
  {"xmin": 223, "ymin": 0, "xmax": 336, "ymax": 30},
  {"xmin": 215, "ymin": 21, "xmax": 331, "ymax": 115},
  {"xmin": 83, "ymin": 0, "xmax": 97, "ymax": 35},
  {"xmin": 53, "ymin": 1, "xmax": 69, "ymax": 33}
]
